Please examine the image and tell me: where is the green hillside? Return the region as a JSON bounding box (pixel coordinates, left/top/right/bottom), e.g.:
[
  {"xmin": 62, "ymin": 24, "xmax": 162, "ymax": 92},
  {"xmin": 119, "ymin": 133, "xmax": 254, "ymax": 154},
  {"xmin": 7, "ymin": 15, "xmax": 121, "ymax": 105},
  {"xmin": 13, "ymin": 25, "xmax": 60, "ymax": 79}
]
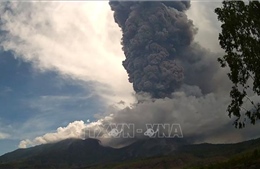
[{"xmin": 1, "ymin": 138, "xmax": 260, "ymax": 169}]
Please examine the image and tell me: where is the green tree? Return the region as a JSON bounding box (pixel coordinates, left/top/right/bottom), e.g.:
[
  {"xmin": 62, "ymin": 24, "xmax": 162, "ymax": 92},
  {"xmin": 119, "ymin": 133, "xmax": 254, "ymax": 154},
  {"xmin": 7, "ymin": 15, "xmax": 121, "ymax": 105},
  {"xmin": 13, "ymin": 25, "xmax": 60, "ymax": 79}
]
[{"xmin": 215, "ymin": 0, "xmax": 260, "ymax": 128}]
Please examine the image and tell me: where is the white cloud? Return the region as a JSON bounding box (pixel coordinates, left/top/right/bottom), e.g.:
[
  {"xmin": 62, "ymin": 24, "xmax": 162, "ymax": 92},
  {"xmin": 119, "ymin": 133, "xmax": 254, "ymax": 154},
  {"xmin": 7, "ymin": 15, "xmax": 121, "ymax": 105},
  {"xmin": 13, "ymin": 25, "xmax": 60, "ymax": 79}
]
[
  {"xmin": 187, "ymin": 1, "xmax": 223, "ymax": 53},
  {"xmin": 0, "ymin": 1, "xmax": 134, "ymax": 105},
  {"xmin": 0, "ymin": 132, "xmax": 10, "ymax": 140},
  {"xmin": 19, "ymin": 120, "xmax": 86, "ymax": 148}
]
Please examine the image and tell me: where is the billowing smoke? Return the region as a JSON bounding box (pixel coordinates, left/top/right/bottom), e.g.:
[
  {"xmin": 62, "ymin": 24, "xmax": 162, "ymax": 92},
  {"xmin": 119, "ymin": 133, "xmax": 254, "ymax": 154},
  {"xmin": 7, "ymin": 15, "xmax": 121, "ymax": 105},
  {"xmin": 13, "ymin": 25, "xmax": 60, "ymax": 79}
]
[{"xmin": 109, "ymin": 1, "xmax": 215, "ymax": 98}]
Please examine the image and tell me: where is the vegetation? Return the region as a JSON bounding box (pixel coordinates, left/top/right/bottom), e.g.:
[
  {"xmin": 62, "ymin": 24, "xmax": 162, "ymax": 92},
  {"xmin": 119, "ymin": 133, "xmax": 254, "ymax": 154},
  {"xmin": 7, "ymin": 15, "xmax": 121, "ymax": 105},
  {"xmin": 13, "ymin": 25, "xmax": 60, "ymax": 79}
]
[
  {"xmin": 215, "ymin": 0, "xmax": 260, "ymax": 128},
  {"xmin": 1, "ymin": 138, "xmax": 260, "ymax": 168}
]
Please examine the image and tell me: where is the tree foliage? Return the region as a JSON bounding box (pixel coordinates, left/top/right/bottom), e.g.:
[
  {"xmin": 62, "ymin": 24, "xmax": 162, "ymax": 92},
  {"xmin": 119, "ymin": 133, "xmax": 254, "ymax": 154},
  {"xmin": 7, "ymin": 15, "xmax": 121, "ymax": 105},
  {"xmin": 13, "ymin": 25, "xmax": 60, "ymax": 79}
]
[{"xmin": 215, "ymin": 0, "xmax": 260, "ymax": 128}]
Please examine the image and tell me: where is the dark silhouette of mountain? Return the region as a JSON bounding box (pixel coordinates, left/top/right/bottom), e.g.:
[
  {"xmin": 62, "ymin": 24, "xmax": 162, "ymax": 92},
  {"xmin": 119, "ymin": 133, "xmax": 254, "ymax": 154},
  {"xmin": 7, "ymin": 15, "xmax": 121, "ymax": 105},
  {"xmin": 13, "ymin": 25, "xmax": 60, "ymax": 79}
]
[
  {"xmin": 1, "ymin": 137, "xmax": 260, "ymax": 169},
  {"xmin": 0, "ymin": 138, "xmax": 186, "ymax": 169}
]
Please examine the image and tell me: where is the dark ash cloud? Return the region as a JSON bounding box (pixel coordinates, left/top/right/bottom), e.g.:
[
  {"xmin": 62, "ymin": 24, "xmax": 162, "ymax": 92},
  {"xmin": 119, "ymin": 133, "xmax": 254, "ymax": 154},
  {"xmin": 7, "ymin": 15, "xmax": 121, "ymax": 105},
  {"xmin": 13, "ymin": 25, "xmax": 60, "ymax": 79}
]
[{"xmin": 109, "ymin": 1, "xmax": 217, "ymax": 98}]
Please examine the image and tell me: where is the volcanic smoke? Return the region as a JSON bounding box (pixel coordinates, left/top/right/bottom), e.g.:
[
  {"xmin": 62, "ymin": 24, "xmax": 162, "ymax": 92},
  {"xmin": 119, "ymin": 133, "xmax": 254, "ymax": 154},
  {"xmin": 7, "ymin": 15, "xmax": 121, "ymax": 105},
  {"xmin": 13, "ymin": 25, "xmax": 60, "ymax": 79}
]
[{"xmin": 109, "ymin": 1, "xmax": 198, "ymax": 98}]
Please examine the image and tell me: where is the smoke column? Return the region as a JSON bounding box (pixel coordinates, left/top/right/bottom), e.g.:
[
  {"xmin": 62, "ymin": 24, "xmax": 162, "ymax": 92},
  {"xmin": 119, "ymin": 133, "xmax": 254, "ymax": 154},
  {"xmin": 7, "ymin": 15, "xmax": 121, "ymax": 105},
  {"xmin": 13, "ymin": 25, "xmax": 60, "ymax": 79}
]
[{"xmin": 109, "ymin": 1, "xmax": 197, "ymax": 98}]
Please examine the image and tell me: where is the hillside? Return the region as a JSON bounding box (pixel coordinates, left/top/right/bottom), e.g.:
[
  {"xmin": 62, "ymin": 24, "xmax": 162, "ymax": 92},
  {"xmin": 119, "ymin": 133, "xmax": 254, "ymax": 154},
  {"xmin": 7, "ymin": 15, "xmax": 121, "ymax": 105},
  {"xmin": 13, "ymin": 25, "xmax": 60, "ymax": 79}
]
[{"xmin": 1, "ymin": 137, "xmax": 260, "ymax": 169}]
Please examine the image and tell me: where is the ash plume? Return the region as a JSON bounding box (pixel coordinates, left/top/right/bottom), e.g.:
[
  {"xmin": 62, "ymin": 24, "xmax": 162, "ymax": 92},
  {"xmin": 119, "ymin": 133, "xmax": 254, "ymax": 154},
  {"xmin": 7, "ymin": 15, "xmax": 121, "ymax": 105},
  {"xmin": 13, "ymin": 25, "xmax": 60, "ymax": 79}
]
[{"xmin": 109, "ymin": 1, "xmax": 201, "ymax": 98}]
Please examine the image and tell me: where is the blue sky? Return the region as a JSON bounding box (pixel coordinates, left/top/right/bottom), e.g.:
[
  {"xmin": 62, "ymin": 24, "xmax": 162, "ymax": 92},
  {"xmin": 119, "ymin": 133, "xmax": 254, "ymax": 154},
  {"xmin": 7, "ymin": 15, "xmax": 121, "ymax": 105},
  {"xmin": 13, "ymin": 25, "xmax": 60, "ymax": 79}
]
[{"xmin": 0, "ymin": 50, "xmax": 104, "ymax": 155}]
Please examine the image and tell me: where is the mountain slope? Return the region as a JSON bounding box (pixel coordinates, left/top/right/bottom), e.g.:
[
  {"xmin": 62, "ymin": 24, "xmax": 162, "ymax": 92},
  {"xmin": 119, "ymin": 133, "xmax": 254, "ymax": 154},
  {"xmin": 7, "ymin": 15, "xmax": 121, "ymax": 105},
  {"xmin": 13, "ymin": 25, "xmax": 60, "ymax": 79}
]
[
  {"xmin": 0, "ymin": 138, "xmax": 185, "ymax": 169},
  {"xmin": 0, "ymin": 138, "xmax": 122, "ymax": 168},
  {"xmin": 1, "ymin": 137, "xmax": 260, "ymax": 169}
]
